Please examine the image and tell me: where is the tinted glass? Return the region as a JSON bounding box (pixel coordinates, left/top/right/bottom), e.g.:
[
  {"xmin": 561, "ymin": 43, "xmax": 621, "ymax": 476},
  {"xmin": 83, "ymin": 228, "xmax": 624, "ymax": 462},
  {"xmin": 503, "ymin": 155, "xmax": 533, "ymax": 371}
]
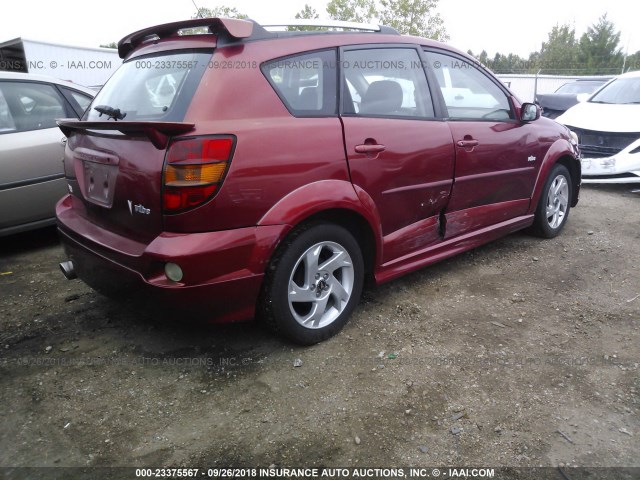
[
  {"xmin": 262, "ymin": 49, "xmax": 337, "ymax": 116},
  {"xmin": 61, "ymin": 87, "xmax": 93, "ymax": 116},
  {"xmin": 86, "ymin": 51, "xmax": 211, "ymax": 121},
  {"xmin": 0, "ymin": 88, "xmax": 16, "ymax": 133},
  {"xmin": 342, "ymin": 48, "xmax": 434, "ymax": 118},
  {"xmin": 555, "ymin": 81, "xmax": 603, "ymax": 95}
]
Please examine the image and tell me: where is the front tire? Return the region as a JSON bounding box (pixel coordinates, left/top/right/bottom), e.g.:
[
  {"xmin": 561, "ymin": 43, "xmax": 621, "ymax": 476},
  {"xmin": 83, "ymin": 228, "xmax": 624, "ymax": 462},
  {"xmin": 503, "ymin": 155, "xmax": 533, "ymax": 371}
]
[
  {"xmin": 531, "ymin": 164, "xmax": 572, "ymax": 238},
  {"xmin": 260, "ymin": 222, "xmax": 364, "ymax": 345}
]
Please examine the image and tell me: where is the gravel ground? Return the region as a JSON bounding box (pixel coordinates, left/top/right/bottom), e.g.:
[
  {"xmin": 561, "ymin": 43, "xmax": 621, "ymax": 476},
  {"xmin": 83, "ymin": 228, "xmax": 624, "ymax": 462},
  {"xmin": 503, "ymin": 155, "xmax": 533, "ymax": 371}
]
[{"xmin": 0, "ymin": 185, "xmax": 638, "ymax": 474}]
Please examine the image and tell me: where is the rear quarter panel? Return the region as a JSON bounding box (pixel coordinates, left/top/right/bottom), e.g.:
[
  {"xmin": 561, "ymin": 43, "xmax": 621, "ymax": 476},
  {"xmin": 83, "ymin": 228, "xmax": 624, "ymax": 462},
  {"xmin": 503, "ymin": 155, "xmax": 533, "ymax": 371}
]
[{"xmin": 163, "ymin": 39, "xmax": 357, "ymax": 233}]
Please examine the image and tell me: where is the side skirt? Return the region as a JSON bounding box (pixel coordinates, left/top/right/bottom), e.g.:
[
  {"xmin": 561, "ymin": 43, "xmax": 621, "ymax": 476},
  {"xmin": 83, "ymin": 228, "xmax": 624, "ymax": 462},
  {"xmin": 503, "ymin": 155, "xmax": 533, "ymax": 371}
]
[{"xmin": 375, "ymin": 214, "xmax": 534, "ymax": 284}]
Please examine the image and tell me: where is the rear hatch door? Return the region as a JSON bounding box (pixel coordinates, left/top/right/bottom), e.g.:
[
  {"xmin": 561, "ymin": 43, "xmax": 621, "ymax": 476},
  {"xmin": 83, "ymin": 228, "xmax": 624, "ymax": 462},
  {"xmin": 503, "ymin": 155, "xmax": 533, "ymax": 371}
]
[{"xmin": 58, "ymin": 50, "xmax": 211, "ymax": 243}]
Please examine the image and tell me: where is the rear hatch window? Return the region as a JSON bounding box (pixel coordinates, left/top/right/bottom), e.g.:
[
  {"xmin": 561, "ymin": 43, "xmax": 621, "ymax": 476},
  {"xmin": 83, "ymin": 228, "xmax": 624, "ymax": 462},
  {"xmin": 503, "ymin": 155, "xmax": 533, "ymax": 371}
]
[
  {"xmin": 86, "ymin": 51, "xmax": 211, "ymax": 122},
  {"xmin": 63, "ymin": 50, "xmax": 211, "ymax": 242}
]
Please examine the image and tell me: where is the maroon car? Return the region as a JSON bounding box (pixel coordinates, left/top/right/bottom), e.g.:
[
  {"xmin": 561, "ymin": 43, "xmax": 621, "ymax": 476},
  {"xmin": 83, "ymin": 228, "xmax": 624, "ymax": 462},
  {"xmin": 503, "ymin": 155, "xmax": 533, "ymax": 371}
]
[{"xmin": 56, "ymin": 18, "xmax": 581, "ymax": 344}]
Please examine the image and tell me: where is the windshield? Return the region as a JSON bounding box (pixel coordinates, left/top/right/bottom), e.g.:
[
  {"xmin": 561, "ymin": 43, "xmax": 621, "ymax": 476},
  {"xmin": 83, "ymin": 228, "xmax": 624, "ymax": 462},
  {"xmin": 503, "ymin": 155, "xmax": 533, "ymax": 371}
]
[
  {"xmin": 555, "ymin": 81, "xmax": 603, "ymax": 95},
  {"xmin": 86, "ymin": 51, "xmax": 212, "ymax": 121},
  {"xmin": 589, "ymin": 77, "xmax": 640, "ymax": 104}
]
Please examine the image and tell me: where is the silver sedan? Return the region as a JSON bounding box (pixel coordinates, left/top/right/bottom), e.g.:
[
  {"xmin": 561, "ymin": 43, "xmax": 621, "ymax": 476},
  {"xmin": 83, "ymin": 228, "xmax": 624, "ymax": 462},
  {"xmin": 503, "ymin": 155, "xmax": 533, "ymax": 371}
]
[{"xmin": 0, "ymin": 72, "xmax": 95, "ymax": 236}]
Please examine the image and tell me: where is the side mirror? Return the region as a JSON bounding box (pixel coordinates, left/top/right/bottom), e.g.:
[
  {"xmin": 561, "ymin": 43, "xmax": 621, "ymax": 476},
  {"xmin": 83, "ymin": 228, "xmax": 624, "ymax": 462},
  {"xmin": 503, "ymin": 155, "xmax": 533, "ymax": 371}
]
[{"xmin": 520, "ymin": 102, "xmax": 540, "ymax": 122}]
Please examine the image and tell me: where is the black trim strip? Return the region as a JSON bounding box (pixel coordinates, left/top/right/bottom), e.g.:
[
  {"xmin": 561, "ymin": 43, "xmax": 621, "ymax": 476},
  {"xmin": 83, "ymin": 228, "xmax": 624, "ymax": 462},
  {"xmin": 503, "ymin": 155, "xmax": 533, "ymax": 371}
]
[
  {"xmin": 454, "ymin": 166, "xmax": 535, "ymax": 183},
  {"xmin": 0, "ymin": 173, "xmax": 65, "ymax": 191},
  {"xmin": 584, "ymin": 172, "xmax": 640, "ymax": 180},
  {"xmin": 383, "ymin": 179, "xmax": 452, "ymax": 195}
]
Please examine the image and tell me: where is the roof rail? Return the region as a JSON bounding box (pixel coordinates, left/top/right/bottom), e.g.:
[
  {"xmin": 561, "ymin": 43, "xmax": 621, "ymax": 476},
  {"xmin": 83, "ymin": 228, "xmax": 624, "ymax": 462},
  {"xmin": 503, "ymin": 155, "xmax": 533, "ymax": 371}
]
[
  {"xmin": 117, "ymin": 17, "xmax": 400, "ymax": 59},
  {"xmin": 261, "ymin": 19, "xmax": 399, "ymax": 35},
  {"xmin": 117, "ymin": 17, "xmax": 255, "ymax": 59}
]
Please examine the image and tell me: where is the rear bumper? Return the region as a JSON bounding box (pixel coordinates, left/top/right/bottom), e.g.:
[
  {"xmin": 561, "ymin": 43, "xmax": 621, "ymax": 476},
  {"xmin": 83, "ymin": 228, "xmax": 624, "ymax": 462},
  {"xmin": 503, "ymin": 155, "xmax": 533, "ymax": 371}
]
[{"xmin": 56, "ymin": 195, "xmax": 287, "ymax": 323}]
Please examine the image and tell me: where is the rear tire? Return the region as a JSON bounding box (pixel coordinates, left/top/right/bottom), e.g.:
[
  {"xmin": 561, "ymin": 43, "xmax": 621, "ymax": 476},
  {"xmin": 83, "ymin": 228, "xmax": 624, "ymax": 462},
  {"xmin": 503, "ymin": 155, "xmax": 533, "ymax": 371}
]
[
  {"xmin": 531, "ymin": 164, "xmax": 572, "ymax": 238},
  {"xmin": 260, "ymin": 222, "xmax": 364, "ymax": 345}
]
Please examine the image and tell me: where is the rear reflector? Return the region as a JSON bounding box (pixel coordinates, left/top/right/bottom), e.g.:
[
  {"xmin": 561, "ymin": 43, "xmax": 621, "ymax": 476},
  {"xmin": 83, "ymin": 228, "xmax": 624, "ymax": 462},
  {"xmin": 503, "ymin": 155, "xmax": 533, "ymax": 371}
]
[
  {"xmin": 164, "ymin": 262, "xmax": 184, "ymax": 282},
  {"xmin": 163, "ymin": 136, "xmax": 235, "ymax": 213}
]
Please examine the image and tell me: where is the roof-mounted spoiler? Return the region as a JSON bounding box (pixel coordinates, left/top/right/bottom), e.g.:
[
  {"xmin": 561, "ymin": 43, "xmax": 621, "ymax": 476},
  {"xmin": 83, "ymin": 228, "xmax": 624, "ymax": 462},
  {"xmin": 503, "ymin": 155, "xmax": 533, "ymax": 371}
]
[{"xmin": 117, "ymin": 17, "xmax": 256, "ymax": 59}]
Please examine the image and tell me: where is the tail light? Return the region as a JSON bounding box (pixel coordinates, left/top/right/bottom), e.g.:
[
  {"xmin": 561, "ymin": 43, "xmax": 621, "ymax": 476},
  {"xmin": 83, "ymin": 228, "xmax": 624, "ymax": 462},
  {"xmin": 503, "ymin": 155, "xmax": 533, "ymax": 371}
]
[{"xmin": 163, "ymin": 136, "xmax": 235, "ymax": 213}]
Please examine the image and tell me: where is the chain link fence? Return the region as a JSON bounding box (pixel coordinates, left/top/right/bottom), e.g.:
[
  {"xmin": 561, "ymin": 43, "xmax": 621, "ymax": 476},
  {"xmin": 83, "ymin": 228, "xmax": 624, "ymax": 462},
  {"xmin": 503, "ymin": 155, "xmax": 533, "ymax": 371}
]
[{"xmin": 496, "ymin": 72, "xmax": 616, "ymax": 102}]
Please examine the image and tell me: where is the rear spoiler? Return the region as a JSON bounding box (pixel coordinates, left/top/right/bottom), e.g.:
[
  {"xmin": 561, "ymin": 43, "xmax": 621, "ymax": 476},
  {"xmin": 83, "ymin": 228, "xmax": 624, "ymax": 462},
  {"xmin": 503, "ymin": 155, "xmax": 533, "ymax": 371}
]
[
  {"xmin": 57, "ymin": 119, "xmax": 195, "ymax": 149},
  {"xmin": 117, "ymin": 17, "xmax": 256, "ymax": 59}
]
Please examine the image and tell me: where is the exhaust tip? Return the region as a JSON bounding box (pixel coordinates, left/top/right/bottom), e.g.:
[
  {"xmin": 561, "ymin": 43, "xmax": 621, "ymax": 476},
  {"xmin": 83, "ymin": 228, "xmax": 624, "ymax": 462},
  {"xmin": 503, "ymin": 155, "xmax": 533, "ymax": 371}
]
[{"xmin": 59, "ymin": 261, "xmax": 77, "ymax": 280}]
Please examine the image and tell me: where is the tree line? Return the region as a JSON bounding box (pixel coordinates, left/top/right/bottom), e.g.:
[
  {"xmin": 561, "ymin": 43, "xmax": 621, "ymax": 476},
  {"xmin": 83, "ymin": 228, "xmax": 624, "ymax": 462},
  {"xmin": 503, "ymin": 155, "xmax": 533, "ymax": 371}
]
[
  {"xmin": 468, "ymin": 14, "xmax": 638, "ymax": 75},
  {"xmin": 188, "ymin": 0, "xmax": 448, "ymax": 41},
  {"xmin": 102, "ymin": 4, "xmax": 639, "ymax": 76}
]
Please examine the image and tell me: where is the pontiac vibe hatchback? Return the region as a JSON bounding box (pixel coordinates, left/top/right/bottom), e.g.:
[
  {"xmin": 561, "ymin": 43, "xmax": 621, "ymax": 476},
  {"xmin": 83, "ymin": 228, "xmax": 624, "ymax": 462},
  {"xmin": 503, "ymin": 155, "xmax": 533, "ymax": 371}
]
[{"xmin": 56, "ymin": 18, "xmax": 581, "ymax": 344}]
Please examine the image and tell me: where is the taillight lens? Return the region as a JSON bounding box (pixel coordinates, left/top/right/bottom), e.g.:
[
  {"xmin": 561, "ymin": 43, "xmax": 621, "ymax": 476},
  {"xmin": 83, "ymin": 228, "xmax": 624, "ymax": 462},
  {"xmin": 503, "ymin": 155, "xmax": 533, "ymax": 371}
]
[{"xmin": 163, "ymin": 136, "xmax": 235, "ymax": 213}]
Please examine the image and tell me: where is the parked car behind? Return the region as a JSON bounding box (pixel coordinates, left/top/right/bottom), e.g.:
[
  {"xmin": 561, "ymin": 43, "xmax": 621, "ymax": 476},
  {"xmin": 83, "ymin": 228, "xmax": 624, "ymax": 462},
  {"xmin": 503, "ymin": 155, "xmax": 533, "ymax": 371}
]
[
  {"xmin": 535, "ymin": 78, "xmax": 611, "ymax": 119},
  {"xmin": 557, "ymin": 71, "xmax": 640, "ymax": 183},
  {"xmin": 56, "ymin": 18, "xmax": 581, "ymax": 344},
  {"xmin": 0, "ymin": 72, "xmax": 94, "ymax": 236}
]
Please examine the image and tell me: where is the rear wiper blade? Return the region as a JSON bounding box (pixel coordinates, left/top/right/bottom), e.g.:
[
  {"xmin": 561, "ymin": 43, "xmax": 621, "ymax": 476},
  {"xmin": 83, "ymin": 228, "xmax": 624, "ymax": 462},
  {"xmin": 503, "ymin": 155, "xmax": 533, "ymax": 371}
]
[{"xmin": 94, "ymin": 105, "xmax": 127, "ymax": 121}]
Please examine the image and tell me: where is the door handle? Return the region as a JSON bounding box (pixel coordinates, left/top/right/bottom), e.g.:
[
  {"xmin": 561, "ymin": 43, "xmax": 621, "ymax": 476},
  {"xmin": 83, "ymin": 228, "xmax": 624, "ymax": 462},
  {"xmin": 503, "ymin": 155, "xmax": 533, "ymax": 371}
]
[
  {"xmin": 355, "ymin": 144, "xmax": 386, "ymax": 154},
  {"xmin": 456, "ymin": 139, "xmax": 479, "ymax": 148},
  {"xmin": 61, "ymin": 137, "xmax": 67, "ymax": 145}
]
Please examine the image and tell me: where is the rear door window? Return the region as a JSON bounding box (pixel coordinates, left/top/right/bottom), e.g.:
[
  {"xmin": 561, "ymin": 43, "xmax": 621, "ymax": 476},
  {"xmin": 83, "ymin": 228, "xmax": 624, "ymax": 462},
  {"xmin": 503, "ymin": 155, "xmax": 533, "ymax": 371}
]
[
  {"xmin": 60, "ymin": 87, "xmax": 93, "ymax": 117},
  {"xmin": 0, "ymin": 81, "xmax": 69, "ymax": 133},
  {"xmin": 341, "ymin": 48, "xmax": 435, "ymax": 118},
  {"xmin": 261, "ymin": 49, "xmax": 337, "ymax": 117},
  {"xmin": 0, "ymin": 88, "xmax": 16, "ymax": 133},
  {"xmin": 86, "ymin": 51, "xmax": 211, "ymax": 122}
]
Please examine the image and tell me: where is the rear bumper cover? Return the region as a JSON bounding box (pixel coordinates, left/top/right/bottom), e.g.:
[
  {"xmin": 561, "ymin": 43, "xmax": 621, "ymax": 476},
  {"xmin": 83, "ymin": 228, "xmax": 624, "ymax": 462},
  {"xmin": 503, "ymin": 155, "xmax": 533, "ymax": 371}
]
[{"xmin": 56, "ymin": 195, "xmax": 287, "ymax": 323}]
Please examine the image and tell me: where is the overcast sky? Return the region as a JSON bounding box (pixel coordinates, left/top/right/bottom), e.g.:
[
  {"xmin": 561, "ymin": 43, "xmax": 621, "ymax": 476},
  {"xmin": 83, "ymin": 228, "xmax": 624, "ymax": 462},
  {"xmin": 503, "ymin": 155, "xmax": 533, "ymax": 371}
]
[{"xmin": 1, "ymin": 0, "xmax": 639, "ymax": 58}]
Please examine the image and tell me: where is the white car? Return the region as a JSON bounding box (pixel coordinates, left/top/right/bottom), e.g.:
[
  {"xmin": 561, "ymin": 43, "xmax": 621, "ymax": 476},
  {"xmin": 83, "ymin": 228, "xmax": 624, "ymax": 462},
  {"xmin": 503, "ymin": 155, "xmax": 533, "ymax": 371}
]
[{"xmin": 556, "ymin": 70, "xmax": 640, "ymax": 183}]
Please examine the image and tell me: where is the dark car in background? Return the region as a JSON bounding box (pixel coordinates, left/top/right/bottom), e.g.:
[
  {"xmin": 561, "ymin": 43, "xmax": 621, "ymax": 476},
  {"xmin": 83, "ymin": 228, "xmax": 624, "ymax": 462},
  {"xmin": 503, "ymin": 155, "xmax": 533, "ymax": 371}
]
[
  {"xmin": 0, "ymin": 72, "xmax": 94, "ymax": 236},
  {"xmin": 536, "ymin": 78, "xmax": 611, "ymax": 119},
  {"xmin": 56, "ymin": 17, "xmax": 581, "ymax": 344}
]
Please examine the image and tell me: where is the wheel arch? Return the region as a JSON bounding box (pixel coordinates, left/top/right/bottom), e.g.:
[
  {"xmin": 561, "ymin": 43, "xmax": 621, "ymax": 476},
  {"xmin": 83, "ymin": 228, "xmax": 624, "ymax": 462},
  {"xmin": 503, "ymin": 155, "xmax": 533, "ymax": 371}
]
[
  {"xmin": 556, "ymin": 155, "xmax": 581, "ymax": 207},
  {"xmin": 257, "ymin": 180, "xmax": 383, "ymax": 278},
  {"xmin": 291, "ymin": 208, "xmax": 377, "ymax": 279},
  {"xmin": 529, "ymin": 140, "xmax": 580, "ymax": 214}
]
